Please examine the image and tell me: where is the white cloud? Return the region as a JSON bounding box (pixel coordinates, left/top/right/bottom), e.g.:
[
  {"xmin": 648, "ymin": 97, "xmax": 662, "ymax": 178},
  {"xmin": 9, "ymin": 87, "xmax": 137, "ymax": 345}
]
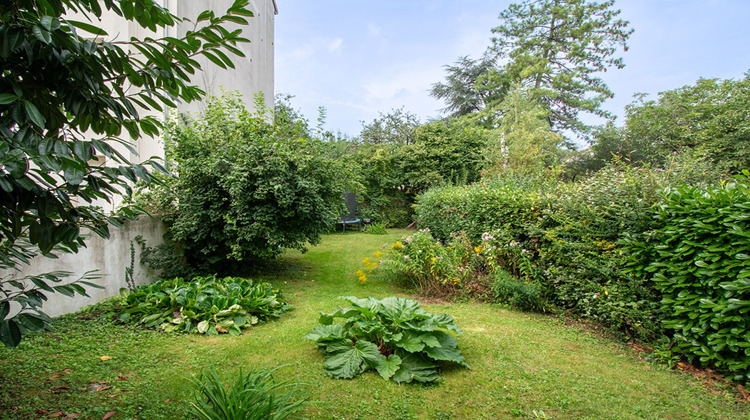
[{"xmin": 328, "ymin": 37, "xmax": 344, "ymax": 52}]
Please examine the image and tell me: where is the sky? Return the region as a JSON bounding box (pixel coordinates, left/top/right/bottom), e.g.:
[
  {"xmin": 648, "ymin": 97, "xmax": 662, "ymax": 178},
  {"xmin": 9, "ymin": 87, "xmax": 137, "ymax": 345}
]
[{"xmin": 274, "ymin": 0, "xmax": 750, "ymax": 141}]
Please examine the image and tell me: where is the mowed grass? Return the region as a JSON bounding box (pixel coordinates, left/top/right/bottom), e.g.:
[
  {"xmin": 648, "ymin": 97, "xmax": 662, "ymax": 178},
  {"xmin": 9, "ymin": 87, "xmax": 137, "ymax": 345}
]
[{"xmin": 1, "ymin": 230, "xmax": 748, "ymax": 419}]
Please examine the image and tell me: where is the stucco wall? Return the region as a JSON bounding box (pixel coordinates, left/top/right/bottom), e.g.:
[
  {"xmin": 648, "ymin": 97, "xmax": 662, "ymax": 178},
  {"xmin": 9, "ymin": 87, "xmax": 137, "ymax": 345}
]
[
  {"xmin": 170, "ymin": 0, "xmax": 276, "ymax": 115},
  {"xmin": 6, "ymin": 217, "xmax": 167, "ymax": 318}
]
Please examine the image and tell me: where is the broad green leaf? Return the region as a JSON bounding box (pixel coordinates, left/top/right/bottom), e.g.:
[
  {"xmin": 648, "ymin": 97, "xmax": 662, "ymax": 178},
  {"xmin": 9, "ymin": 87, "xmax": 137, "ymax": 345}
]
[
  {"xmin": 323, "ymin": 340, "xmax": 383, "ymax": 379},
  {"xmin": 376, "ymin": 354, "xmax": 402, "ymax": 380},
  {"xmin": 303, "ymin": 324, "xmax": 348, "ymax": 342},
  {"xmin": 392, "ymin": 352, "xmax": 440, "ymax": 383},
  {"xmin": 0, "ymin": 320, "xmax": 22, "ymax": 348},
  {"xmin": 423, "ymin": 331, "xmax": 471, "ymax": 368}
]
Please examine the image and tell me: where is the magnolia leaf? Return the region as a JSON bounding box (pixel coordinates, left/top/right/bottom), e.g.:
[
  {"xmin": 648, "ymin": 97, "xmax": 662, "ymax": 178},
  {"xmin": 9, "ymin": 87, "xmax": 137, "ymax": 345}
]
[
  {"xmin": 0, "ymin": 320, "xmax": 22, "ymax": 348},
  {"xmin": 323, "ymin": 340, "xmax": 383, "ymax": 379}
]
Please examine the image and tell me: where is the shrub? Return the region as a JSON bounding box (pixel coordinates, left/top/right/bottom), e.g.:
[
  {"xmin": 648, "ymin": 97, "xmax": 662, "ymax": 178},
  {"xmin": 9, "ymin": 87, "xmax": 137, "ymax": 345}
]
[
  {"xmin": 304, "ymin": 296, "xmax": 470, "ymax": 383},
  {"xmin": 632, "ymin": 178, "xmax": 750, "ymax": 381},
  {"xmin": 491, "ymin": 269, "xmax": 545, "ymax": 312},
  {"xmin": 143, "ymin": 92, "xmax": 350, "ymax": 274},
  {"xmin": 416, "ymin": 164, "xmax": 702, "ymax": 341},
  {"xmin": 364, "ymin": 222, "xmax": 388, "ymax": 235},
  {"xmin": 370, "ymin": 229, "xmax": 491, "ymax": 298},
  {"xmin": 189, "ymin": 364, "xmax": 306, "ymax": 420},
  {"xmin": 118, "ymin": 275, "xmax": 290, "ymax": 335}
]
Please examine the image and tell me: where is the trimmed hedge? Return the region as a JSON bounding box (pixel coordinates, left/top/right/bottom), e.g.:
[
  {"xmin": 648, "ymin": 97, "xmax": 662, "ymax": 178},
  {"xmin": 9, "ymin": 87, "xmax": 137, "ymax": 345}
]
[
  {"xmin": 634, "ymin": 181, "xmax": 750, "ymax": 381},
  {"xmin": 417, "ymin": 166, "xmax": 750, "ymax": 380}
]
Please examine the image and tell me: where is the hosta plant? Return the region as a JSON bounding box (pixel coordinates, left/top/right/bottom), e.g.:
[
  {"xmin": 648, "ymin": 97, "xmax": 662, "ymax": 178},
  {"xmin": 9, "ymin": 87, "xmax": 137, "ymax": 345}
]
[
  {"xmin": 118, "ymin": 275, "xmax": 290, "ymax": 335},
  {"xmin": 304, "ymin": 296, "xmax": 470, "ymax": 383}
]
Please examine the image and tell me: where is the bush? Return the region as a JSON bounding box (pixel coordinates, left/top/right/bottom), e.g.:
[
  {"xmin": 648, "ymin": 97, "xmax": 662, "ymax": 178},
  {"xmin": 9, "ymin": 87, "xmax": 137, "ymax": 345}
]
[
  {"xmin": 632, "ymin": 178, "xmax": 750, "ymax": 381},
  {"xmin": 416, "ymin": 164, "xmax": 711, "ymax": 341},
  {"xmin": 143, "ymin": 92, "xmax": 350, "ymax": 274},
  {"xmin": 118, "ymin": 275, "xmax": 290, "ymax": 335},
  {"xmin": 304, "ymin": 296, "xmax": 469, "ymax": 383},
  {"xmin": 189, "ymin": 365, "xmax": 306, "ymax": 420},
  {"xmin": 491, "ymin": 269, "xmax": 545, "ymax": 312},
  {"xmin": 364, "ymin": 222, "xmax": 388, "ymax": 235},
  {"xmin": 368, "ymin": 229, "xmax": 490, "ymax": 298}
]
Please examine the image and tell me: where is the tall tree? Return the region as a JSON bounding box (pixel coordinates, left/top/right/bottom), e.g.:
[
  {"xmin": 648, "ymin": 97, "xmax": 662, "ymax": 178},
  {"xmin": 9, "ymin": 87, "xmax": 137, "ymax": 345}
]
[
  {"xmin": 430, "ymin": 55, "xmax": 509, "ymax": 120},
  {"xmin": 0, "ymin": 0, "xmax": 253, "ymax": 347},
  {"xmin": 491, "ymin": 0, "xmax": 633, "ymax": 137}
]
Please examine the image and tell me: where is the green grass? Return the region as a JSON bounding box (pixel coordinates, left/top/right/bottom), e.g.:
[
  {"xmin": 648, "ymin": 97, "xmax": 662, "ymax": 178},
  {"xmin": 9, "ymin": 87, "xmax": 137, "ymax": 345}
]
[{"xmin": 1, "ymin": 230, "xmax": 748, "ymax": 419}]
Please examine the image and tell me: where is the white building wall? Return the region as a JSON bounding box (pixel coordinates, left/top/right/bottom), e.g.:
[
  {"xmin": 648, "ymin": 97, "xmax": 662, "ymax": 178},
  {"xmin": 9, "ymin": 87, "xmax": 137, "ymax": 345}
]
[{"xmin": 10, "ymin": 1, "xmax": 277, "ymax": 317}]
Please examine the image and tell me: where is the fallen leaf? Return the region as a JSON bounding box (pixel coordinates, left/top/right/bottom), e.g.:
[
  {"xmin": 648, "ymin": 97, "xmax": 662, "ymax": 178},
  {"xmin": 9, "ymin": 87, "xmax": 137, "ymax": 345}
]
[
  {"xmin": 49, "ymin": 412, "xmax": 65, "ymax": 418},
  {"xmin": 108, "ymin": 344, "xmax": 116, "ymax": 348},
  {"xmin": 116, "ymin": 375, "xmax": 127, "ymax": 381},
  {"xmin": 216, "ymin": 326, "xmax": 228, "ymax": 333},
  {"xmin": 96, "ymin": 385, "xmax": 113, "ymax": 392},
  {"xmin": 62, "ymin": 369, "xmax": 72, "ymax": 373},
  {"xmin": 164, "ymin": 399, "xmax": 170, "ymax": 403},
  {"xmin": 100, "ymin": 356, "xmax": 112, "ymax": 361},
  {"xmin": 108, "ymin": 394, "xmax": 119, "ymax": 399},
  {"xmin": 36, "ymin": 408, "xmax": 48, "ymax": 415},
  {"xmin": 49, "ymin": 374, "xmax": 64, "ymax": 380},
  {"xmin": 62, "ymin": 414, "xmax": 80, "ymax": 419},
  {"xmin": 739, "ymin": 385, "xmax": 750, "ymax": 401},
  {"xmin": 102, "ymin": 411, "xmax": 116, "ymax": 420}
]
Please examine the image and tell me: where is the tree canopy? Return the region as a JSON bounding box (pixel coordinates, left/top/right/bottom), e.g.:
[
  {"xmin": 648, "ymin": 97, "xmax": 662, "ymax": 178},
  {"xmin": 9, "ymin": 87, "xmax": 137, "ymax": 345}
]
[{"xmin": 0, "ymin": 0, "xmax": 253, "ymax": 347}]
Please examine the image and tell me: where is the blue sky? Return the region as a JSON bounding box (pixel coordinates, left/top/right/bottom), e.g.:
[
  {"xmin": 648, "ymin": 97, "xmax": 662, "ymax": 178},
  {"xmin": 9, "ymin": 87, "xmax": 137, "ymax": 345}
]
[{"xmin": 274, "ymin": 0, "xmax": 750, "ymax": 140}]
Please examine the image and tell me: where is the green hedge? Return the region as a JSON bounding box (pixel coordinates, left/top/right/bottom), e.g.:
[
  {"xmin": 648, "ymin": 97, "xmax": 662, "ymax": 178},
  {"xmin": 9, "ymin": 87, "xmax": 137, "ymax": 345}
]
[
  {"xmin": 635, "ymin": 181, "xmax": 750, "ymax": 381},
  {"xmin": 417, "ymin": 166, "xmax": 750, "ymax": 380},
  {"xmin": 417, "ymin": 167, "xmax": 669, "ymax": 341}
]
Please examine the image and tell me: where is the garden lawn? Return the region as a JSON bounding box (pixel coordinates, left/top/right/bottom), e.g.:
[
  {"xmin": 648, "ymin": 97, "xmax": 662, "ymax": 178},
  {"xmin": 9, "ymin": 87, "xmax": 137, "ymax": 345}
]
[{"xmin": 1, "ymin": 230, "xmax": 748, "ymax": 419}]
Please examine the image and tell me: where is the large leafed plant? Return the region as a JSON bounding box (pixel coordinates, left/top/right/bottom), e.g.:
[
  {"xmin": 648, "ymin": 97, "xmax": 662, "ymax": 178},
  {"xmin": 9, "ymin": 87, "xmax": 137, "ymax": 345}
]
[
  {"xmin": 118, "ymin": 275, "xmax": 290, "ymax": 335},
  {"xmin": 304, "ymin": 296, "xmax": 470, "ymax": 383}
]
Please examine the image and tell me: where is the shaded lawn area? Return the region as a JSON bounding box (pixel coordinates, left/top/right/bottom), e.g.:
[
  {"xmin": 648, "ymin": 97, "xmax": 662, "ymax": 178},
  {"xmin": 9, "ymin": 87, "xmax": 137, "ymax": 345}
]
[{"xmin": 1, "ymin": 230, "xmax": 748, "ymax": 419}]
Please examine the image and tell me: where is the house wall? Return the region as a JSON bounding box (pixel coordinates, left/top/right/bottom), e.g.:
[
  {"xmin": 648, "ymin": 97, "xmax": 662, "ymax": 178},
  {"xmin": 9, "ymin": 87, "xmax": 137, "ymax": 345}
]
[
  {"xmin": 7, "ymin": 217, "xmax": 166, "ymax": 318},
  {"xmin": 10, "ymin": 2, "xmax": 277, "ymax": 318}
]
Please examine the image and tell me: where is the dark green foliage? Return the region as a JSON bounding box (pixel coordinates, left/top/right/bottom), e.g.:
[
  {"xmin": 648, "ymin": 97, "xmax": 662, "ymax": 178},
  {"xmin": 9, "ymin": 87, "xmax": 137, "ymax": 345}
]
[
  {"xmin": 155, "ymin": 93, "xmax": 350, "ymax": 273},
  {"xmin": 0, "ymin": 0, "xmax": 252, "ymax": 346},
  {"xmin": 623, "ymin": 75, "xmax": 750, "ymax": 174},
  {"xmin": 402, "ymin": 121, "xmax": 485, "ymax": 193},
  {"xmin": 430, "ymin": 55, "xmax": 508, "ymax": 120},
  {"xmin": 417, "ymin": 166, "xmax": 683, "ymax": 341},
  {"xmin": 349, "ymin": 117, "xmax": 486, "ymax": 227},
  {"xmin": 629, "ymin": 178, "xmax": 750, "ymax": 381},
  {"xmin": 189, "ymin": 364, "xmax": 307, "ymax": 420},
  {"xmin": 491, "ymin": 269, "xmax": 545, "ymax": 312},
  {"xmin": 118, "ymin": 275, "xmax": 290, "ymax": 335},
  {"xmin": 304, "ymin": 296, "xmax": 469, "ymax": 383}
]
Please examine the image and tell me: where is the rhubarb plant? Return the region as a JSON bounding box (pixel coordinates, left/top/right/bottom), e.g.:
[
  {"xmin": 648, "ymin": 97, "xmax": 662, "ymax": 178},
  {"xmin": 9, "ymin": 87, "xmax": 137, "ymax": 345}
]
[{"xmin": 304, "ymin": 296, "xmax": 470, "ymax": 383}]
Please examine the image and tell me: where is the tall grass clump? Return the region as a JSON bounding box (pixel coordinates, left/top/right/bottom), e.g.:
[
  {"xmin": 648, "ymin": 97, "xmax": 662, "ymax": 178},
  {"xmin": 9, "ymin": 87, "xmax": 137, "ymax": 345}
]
[{"xmin": 189, "ymin": 365, "xmax": 307, "ymax": 420}]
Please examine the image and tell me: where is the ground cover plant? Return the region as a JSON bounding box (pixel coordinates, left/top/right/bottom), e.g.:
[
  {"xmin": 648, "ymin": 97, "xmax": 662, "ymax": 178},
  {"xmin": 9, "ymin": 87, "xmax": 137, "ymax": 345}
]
[
  {"xmin": 304, "ymin": 296, "xmax": 469, "ymax": 383},
  {"xmin": 118, "ymin": 275, "xmax": 290, "ymax": 335},
  {"xmin": 0, "ymin": 232, "xmax": 748, "ymax": 418}
]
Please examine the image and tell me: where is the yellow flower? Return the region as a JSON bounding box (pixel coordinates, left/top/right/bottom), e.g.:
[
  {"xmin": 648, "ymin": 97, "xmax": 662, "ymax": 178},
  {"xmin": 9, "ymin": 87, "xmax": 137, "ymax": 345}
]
[
  {"xmin": 362, "ymin": 257, "xmax": 371, "ymax": 264},
  {"xmin": 374, "ymin": 251, "xmax": 384, "ymax": 259},
  {"xmin": 430, "ymin": 257, "xmax": 437, "ymax": 263},
  {"xmin": 356, "ymin": 270, "xmax": 367, "ymax": 284},
  {"xmin": 474, "ymin": 246, "xmax": 483, "ymax": 254},
  {"xmin": 393, "ymin": 241, "xmax": 403, "ymax": 250}
]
